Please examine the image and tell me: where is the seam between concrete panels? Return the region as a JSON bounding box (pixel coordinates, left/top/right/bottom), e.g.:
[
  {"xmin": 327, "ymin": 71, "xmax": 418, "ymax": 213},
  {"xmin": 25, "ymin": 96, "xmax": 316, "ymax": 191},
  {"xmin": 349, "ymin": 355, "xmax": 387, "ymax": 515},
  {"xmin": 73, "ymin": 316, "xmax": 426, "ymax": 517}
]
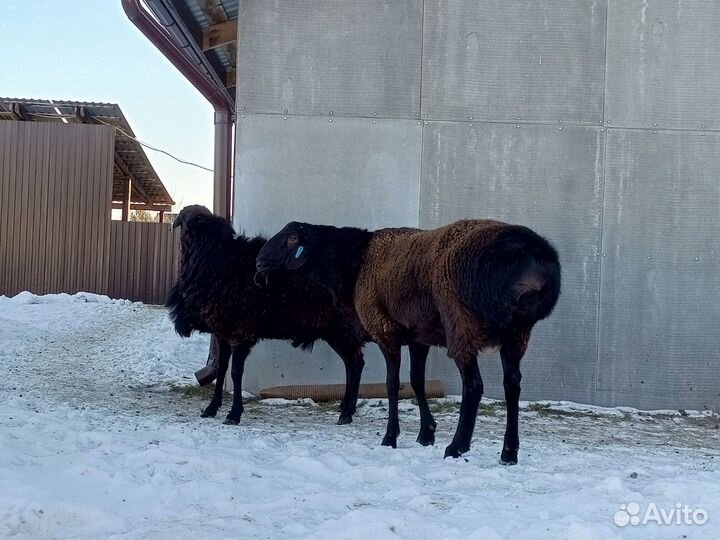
[
  {"xmin": 594, "ymin": 0, "xmax": 610, "ymax": 406},
  {"xmin": 418, "ymin": 0, "xmax": 426, "ymax": 120},
  {"xmin": 601, "ymin": 0, "xmax": 610, "ymax": 126},
  {"xmin": 416, "ymin": 0, "xmax": 426, "ymax": 228},
  {"xmin": 416, "ymin": 122, "xmax": 425, "ymax": 229},
  {"xmin": 594, "ymin": 124, "xmax": 610, "ymax": 406},
  {"xmin": 235, "ymin": 112, "xmax": 719, "ymax": 134}
]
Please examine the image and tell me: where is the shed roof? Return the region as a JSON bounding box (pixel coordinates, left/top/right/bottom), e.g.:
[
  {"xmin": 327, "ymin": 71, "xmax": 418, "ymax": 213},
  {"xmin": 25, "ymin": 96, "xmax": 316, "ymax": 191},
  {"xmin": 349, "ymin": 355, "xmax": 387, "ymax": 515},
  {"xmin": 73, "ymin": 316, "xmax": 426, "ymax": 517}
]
[{"xmin": 0, "ymin": 98, "xmax": 174, "ymax": 209}]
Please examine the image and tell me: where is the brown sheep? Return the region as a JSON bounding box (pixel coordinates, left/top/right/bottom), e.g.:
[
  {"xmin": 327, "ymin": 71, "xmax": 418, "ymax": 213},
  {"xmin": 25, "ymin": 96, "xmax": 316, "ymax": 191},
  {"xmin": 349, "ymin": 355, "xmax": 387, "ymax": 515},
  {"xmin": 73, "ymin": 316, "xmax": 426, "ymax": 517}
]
[{"xmin": 256, "ymin": 219, "xmax": 561, "ymax": 463}]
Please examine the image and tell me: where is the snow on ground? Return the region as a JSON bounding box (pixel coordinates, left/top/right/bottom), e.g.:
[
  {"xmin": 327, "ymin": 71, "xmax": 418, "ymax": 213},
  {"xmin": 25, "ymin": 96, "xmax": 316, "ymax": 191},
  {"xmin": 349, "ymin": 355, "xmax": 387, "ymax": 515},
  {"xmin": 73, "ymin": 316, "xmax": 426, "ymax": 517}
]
[{"xmin": 1, "ymin": 293, "xmax": 719, "ymax": 540}]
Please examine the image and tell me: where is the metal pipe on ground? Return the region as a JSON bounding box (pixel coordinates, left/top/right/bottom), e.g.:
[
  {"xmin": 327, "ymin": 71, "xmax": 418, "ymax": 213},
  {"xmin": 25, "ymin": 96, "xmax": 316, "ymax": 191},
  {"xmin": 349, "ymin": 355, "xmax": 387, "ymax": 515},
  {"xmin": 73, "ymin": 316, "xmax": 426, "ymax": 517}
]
[
  {"xmin": 259, "ymin": 380, "xmax": 445, "ymax": 402},
  {"xmin": 195, "ymin": 336, "xmax": 221, "ymax": 386}
]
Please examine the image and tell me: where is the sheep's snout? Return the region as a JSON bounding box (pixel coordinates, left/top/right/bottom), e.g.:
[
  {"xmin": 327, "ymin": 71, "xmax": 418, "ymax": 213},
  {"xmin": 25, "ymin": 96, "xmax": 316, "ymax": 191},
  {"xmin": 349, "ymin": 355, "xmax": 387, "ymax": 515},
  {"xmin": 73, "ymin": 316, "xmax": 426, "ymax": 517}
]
[
  {"xmin": 256, "ymin": 248, "xmax": 287, "ymax": 275},
  {"xmin": 255, "ymin": 259, "xmax": 274, "ymax": 275}
]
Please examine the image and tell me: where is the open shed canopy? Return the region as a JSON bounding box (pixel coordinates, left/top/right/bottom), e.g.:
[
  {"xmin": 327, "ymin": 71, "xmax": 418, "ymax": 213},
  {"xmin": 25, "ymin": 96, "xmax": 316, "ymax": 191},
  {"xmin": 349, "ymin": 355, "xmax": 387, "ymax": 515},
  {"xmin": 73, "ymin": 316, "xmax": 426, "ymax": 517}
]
[{"xmin": 0, "ymin": 98, "xmax": 174, "ymax": 211}]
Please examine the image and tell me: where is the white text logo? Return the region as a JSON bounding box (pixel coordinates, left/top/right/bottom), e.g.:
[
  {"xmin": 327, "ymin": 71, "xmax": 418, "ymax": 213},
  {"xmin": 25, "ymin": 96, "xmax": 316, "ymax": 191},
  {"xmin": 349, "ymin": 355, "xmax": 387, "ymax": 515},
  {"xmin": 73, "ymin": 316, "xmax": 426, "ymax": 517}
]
[{"xmin": 614, "ymin": 502, "xmax": 709, "ymax": 527}]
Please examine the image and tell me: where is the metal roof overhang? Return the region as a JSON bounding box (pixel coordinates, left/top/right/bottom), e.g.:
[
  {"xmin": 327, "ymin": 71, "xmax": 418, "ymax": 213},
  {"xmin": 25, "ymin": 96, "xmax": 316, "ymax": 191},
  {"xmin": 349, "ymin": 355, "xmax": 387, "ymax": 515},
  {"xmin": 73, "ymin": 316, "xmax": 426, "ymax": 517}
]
[{"xmin": 0, "ymin": 98, "xmax": 174, "ymax": 210}]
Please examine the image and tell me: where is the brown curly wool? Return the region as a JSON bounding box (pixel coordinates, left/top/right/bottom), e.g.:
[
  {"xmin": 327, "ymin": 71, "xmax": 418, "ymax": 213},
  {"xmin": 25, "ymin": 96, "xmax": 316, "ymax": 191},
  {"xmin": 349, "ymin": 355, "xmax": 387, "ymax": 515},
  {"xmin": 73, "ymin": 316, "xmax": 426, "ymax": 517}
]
[{"xmin": 257, "ymin": 218, "xmax": 561, "ymax": 463}]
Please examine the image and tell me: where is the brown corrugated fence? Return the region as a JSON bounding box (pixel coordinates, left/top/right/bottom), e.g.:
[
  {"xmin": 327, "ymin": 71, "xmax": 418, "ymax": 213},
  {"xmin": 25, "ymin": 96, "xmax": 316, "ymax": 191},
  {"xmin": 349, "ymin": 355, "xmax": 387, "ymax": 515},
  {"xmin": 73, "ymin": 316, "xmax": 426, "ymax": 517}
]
[
  {"xmin": 0, "ymin": 120, "xmax": 181, "ymax": 305},
  {"xmin": 0, "ymin": 121, "xmax": 113, "ymax": 297},
  {"xmin": 107, "ymin": 221, "xmax": 180, "ymax": 305}
]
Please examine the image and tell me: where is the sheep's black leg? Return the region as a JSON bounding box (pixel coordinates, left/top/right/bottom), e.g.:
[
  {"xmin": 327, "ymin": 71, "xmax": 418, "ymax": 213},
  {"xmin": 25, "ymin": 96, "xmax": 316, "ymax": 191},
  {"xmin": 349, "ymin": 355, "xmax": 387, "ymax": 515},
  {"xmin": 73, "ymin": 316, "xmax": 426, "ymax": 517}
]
[
  {"xmin": 500, "ymin": 331, "xmax": 529, "ymax": 465},
  {"xmin": 224, "ymin": 343, "xmax": 252, "ymax": 425},
  {"xmin": 201, "ymin": 339, "xmax": 232, "ymax": 418},
  {"xmin": 378, "ymin": 340, "xmax": 402, "ymax": 448},
  {"xmin": 444, "ymin": 354, "xmax": 483, "ymax": 459},
  {"xmin": 328, "ymin": 342, "xmax": 365, "ymax": 425},
  {"xmin": 339, "ymin": 360, "xmax": 353, "ymax": 419},
  {"xmin": 409, "ymin": 342, "xmax": 436, "ymax": 446}
]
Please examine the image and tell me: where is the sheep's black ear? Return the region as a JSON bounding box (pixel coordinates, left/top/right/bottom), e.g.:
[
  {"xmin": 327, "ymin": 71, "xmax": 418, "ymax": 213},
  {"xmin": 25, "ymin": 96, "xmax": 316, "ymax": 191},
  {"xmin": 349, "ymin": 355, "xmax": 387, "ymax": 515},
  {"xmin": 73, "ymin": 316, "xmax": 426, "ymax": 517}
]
[{"xmin": 286, "ymin": 245, "xmax": 308, "ymax": 270}]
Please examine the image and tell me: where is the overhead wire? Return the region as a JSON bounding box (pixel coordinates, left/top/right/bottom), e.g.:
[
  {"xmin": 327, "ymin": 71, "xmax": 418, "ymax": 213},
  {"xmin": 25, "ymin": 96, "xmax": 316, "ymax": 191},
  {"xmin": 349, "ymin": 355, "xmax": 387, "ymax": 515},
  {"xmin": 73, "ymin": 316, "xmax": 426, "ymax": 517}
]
[
  {"xmin": 13, "ymin": 107, "xmax": 214, "ymax": 174},
  {"xmin": 93, "ymin": 117, "xmax": 214, "ymax": 173}
]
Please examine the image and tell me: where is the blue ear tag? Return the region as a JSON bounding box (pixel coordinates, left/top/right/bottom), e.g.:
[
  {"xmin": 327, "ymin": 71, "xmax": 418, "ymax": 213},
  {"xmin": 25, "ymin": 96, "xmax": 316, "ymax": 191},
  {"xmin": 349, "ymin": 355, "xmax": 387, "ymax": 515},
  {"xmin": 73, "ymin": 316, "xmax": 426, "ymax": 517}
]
[{"xmin": 295, "ymin": 246, "xmax": 304, "ymax": 258}]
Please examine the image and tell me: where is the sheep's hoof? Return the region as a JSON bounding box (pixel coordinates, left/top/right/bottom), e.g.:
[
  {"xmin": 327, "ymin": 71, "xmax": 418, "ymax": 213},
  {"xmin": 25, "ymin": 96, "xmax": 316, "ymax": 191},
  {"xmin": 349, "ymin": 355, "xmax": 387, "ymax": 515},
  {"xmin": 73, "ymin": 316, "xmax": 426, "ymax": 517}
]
[
  {"xmin": 500, "ymin": 448, "xmax": 518, "ymax": 465},
  {"xmin": 200, "ymin": 407, "xmax": 218, "ymax": 418},
  {"xmin": 337, "ymin": 413, "xmax": 353, "ymax": 425},
  {"xmin": 416, "ymin": 421, "xmax": 436, "ymax": 446},
  {"xmin": 416, "ymin": 430, "xmax": 435, "ymax": 447},
  {"xmin": 381, "ymin": 434, "xmax": 398, "ymax": 449},
  {"xmin": 444, "ymin": 443, "xmax": 468, "ymax": 459},
  {"xmin": 223, "ymin": 415, "xmax": 241, "ymax": 425}
]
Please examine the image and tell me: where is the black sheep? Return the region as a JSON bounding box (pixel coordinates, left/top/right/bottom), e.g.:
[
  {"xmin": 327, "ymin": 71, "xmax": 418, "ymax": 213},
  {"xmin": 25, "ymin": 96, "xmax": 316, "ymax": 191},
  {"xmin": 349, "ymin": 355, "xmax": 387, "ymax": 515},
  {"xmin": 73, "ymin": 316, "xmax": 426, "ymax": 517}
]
[
  {"xmin": 256, "ymin": 219, "xmax": 561, "ymax": 463},
  {"xmin": 166, "ymin": 205, "xmax": 367, "ymax": 425}
]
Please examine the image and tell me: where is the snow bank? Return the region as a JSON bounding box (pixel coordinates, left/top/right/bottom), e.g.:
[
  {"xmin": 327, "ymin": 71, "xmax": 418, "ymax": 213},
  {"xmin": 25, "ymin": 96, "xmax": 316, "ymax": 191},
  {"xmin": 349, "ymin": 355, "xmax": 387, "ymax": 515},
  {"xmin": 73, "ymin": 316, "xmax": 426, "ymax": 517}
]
[{"xmin": 0, "ymin": 290, "xmax": 136, "ymax": 306}]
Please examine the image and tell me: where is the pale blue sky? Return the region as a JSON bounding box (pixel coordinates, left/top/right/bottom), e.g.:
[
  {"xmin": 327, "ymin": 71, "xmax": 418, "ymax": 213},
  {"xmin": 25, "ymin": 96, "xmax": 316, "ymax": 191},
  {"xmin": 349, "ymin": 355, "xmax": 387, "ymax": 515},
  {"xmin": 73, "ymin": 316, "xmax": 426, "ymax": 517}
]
[{"xmin": 0, "ymin": 0, "xmax": 216, "ymax": 210}]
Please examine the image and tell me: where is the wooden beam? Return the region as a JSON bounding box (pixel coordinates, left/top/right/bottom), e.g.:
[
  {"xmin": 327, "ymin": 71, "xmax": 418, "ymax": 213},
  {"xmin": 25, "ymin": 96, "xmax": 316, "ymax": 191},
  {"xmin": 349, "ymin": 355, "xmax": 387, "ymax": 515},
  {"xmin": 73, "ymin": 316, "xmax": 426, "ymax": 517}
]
[
  {"xmin": 225, "ymin": 67, "xmax": 236, "ymax": 88},
  {"xmin": 121, "ymin": 177, "xmax": 132, "ymax": 222},
  {"xmin": 114, "ymin": 153, "xmax": 132, "ymax": 178},
  {"xmin": 78, "ymin": 109, "xmax": 150, "ymax": 204},
  {"xmin": 10, "ymin": 103, "xmax": 27, "ymax": 121},
  {"xmin": 202, "ymin": 20, "xmax": 237, "ymax": 51},
  {"xmin": 114, "ymin": 153, "xmax": 152, "ymax": 204},
  {"xmin": 112, "ymin": 202, "xmax": 172, "ymax": 213},
  {"xmin": 130, "ymin": 181, "xmax": 152, "ymax": 204},
  {"xmin": 81, "ymin": 107, "xmax": 168, "ymax": 209},
  {"xmin": 87, "ymin": 107, "xmax": 152, "ymax": 206}
]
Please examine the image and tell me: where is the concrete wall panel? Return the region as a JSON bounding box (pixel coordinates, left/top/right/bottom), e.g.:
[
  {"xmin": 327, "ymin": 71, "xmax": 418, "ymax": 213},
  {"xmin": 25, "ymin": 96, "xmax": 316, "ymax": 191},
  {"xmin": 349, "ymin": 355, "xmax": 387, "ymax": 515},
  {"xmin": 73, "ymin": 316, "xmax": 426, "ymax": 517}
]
[
  {"xmin": 235, "ymin": 114, "xmax": 421, "ymax": 237},
  {"xmin": 421, "ymin": 0, "xmax": 607, "ymax": 123},
  {"xmin": 605, "ymin": 0, "xmax": 720, "ymax": 130},
  {"xmin": 420, "ymin": 123, "xmax": 604, "ymax": 401},
  {"xmin": 234, "ymin": 114, "xmax": 421, "ymax": 392},
  {"xmin": 597, "ymin": 130, "xmax": 720, "ymax": 410},
  {"xmin": 236, "ymin": 0, "xmax": 422, "ymax": 118}
]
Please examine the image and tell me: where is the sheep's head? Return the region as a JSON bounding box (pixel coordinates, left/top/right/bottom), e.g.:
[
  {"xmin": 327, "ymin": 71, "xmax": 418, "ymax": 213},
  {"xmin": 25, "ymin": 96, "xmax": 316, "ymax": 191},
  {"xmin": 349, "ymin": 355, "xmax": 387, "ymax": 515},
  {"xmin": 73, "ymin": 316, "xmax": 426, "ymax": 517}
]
[
  {"xmin": 172, "ymin": 205, "xmax": 214, "ymax": 230},
  {"xmin": 256, "ymin": 221, "xmax": 314, "ymax": 275}
]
